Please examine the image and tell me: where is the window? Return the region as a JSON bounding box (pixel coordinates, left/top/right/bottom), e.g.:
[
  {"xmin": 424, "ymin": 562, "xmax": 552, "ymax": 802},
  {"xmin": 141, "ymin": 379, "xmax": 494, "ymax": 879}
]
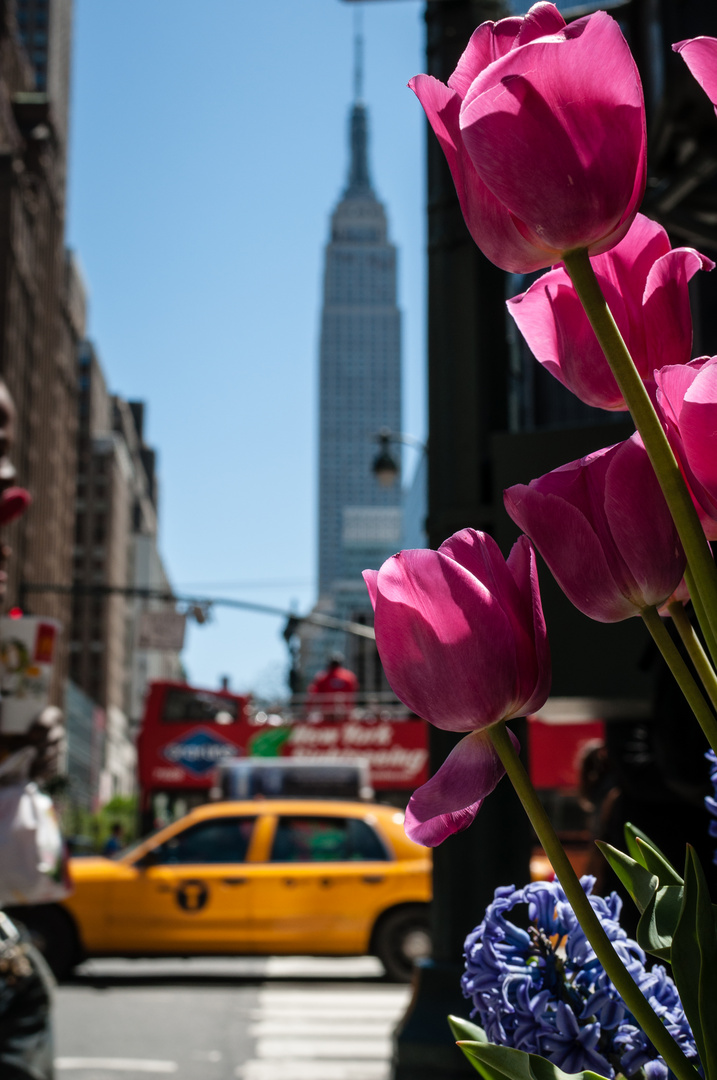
[
  {"xmin": 270, "ymin": 816, "xmax": 389, "ymax": 863},
  {"xmin": 161, "ymin": 688, "xmax": 239, "ymax": 723},
  {"xmin": 151, "ymin": 817, "xmax": 255, "ymax": 865}
]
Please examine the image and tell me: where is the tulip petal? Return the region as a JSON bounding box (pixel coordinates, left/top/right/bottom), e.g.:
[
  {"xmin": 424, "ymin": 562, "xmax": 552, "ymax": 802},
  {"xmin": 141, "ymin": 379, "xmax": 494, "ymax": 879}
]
[
  {"xmin": 643, "ymin": 248, "xmax": 713, "ymax": 372},
  {"xmin": 504, "ymin": 483, "xmax": 637, "ymax": 621},
  {"xmin": 439, "ymin": 530, "xmax": 531, "ymax": 642},
  {"xmin": 439, "ymin": 531, "xmax": 549, "ymax": 714},
  {"xmin": 515, "ymin": 2, "xmax": 567, "ymax": 45},
  {"xmin": 371, "ymin": 547, "xmax": 521, "ymax": 731},
  {"xmin": 363, "ymin": 569, "xmax": 378, "ymax": 610},
  {"xmin": 460, "ymin": 13, "xmax": 645, "ymax": 255},
  {"xmin": 448, "ymin": 18, "xmax": 525, "ymax": 98},
  {"xmin": 674, "ymin": 37, "xmax": 717, "ymax": 113},
  {"xmin": 655, "ymin": 360, "xmax": 717, "ymax": 526},
  {"xmin": 507, "ymin": 269, "xmax": 625, "ymax": 410},
  {"xmin": 405, "ymin": 727, "xmax": 519, "ymax": 846},
  {"xmin": 409, "ymin": 75, "xmax": 558, "ymax": 273},
  {"xmin": 680, "ymin": 363, "xmax": 717, "ymax": 502},
  {"xmin": 603, "ymin": 437, "xmax": 685, "ymax": 607},
  {"xmin": 448, "ymin": 4, "xmax": 565, "ymax": 99},
  {"xmin": 506, "ymin": 537, "xmax": 551, "ymax": 716},
  {"xmin": 655, "ymin": 362, "xmax": 700, "ymax": 428}
]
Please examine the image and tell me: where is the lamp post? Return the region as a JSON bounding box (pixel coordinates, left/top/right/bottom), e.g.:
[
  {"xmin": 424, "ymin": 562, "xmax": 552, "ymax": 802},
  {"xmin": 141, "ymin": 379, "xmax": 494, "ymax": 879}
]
[{"xmin": 371, "ymin": 428, "xmax": 426, "ymax": 489}]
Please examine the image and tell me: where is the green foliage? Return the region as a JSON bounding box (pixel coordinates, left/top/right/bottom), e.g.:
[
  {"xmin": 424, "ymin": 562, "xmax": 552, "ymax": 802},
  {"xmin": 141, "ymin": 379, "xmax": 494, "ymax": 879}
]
[
  {"xmin": 624, "ymin": 822, "xmax": 673, "ymax": 868},
  {"xmin": 671, "ymin": 847, "xmax": 717, "ymax": 1080},
  {"xmin": 447, "ymin": 1018, "xmax": 609, "ymax": 1080},
  {"xmin": 636, "ymin": 885, "xmax": 685, "ymax": 961},
  {"xmin": 634, "ymin": 836, "xmax": 683, "ymax": 887},
  {"xmin": 59, "ymin": 794, "xmax": 138, "ymax": 853},
  {"xmin": 595, "ymin": 841, "xmax": 658, "ymax": 913},
  {"xmin": 597, "ymin": 825, "xmax": 687, "ymax": 963}
]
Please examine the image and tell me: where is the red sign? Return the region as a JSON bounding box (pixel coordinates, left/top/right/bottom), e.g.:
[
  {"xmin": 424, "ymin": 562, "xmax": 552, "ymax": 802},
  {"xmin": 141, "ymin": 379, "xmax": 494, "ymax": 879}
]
[
  {"xmin": 276, "ymin": 720, "xmax": 429, "ymax": 789},
  {"xmin": 527, "ymin": 716, "xmax": 605, "ymax": 791},
  {"xmin": 34, "ymin": 622, "xmax": 57, "ymax": 664},
  {"xmin": 139, "ymin": 717, "xmax": 429, "ymax": 792}
]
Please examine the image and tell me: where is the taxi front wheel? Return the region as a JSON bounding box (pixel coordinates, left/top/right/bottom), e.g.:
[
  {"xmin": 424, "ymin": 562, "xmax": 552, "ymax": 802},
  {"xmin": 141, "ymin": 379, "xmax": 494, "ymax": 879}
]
[{"xmin": 374, "ymin": 905, "xmax": 432, "ymax": 983}]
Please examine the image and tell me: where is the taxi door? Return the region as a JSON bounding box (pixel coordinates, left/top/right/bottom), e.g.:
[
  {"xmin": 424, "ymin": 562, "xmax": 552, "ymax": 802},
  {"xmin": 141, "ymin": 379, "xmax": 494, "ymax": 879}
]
[
  {"xmin": 247, "ymin": 812, "xmax": 393, "ymax": 953},
  {"xmin": 104, "ymin": 814, "xmax": 258, "ymax": 953}
]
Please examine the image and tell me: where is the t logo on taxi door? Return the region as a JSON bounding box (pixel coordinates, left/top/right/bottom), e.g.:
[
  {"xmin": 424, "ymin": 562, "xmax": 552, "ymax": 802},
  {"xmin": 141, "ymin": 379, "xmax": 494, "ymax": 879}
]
[{"xmin": 176, "ymin": 880, "xmax": 208, "ymax": 912}]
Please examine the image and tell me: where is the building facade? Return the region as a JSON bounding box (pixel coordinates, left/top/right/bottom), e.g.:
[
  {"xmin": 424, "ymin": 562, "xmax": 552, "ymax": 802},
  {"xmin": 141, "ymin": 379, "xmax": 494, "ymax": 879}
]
[
  {"xmin": 306, "ymin": 78, "xmax": 402, "ymax": 690},
  {"xmin": 70, "ymin": 342, "xmax": 182, "ymax": 799},
  {"xmin": 0, "ymin": 1, "xmax": 80, "ymax": 704}
]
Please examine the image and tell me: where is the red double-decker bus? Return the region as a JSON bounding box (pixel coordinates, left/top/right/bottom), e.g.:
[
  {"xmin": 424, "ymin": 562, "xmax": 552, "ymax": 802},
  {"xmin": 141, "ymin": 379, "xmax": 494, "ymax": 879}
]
[
  {"xmin": 135, "ymin": 680, "xmax": 432, "ymax": 834},
  {"xmin": 136, "ymin": 681, "xmax": 608, "ymax": 860},
  {"xmin": 136, "ymin": 681, "xmax": 251, "ymax": 834}
]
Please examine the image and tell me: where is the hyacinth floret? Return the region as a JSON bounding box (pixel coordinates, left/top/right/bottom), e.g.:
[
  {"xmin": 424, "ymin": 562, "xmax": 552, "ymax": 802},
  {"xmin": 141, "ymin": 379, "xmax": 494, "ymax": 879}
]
[
  {"xmin": 705, "ymin": 750, "xmax": 717, "ymax": 859},
  {"xmin": 461, "ymin": 877, "xmax": 698, "ymax": 1079}
]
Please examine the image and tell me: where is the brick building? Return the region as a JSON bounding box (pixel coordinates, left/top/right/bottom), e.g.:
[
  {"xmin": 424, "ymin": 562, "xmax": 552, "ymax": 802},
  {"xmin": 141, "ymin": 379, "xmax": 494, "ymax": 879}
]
[
  {"xmin": 0, "ymin": 1, "xmax": 80, "ymax": 702},
  {"xmin": 70, "ymin": 342, "xmax": 181, "ymax": 799}
]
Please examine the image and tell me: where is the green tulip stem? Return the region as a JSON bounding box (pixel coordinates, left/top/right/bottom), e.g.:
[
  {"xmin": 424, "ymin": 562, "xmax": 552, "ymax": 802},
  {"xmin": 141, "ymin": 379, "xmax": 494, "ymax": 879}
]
[
  {"xmin": 642, "ymin": 605, "xmax": 717, "ymax": 754},
  {"xmin": 489, "ymin": 720, "xmax": 700, "ymax": 1080},
  {"xmin": 668, "ymin": 600, "xmax": 717, "ymax": 713},
  {"xmin": 686, "ymin": 566, "xmax": 717, "ymax": 670},
  {"xmin": 563, "ymin": 248, "xmax": 717, "ymax": 650}
]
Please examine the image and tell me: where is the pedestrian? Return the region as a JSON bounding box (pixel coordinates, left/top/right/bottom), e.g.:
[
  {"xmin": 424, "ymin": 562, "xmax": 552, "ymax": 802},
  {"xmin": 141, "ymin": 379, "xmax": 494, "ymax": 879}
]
[
  {"xmin": 305, "ymin": 652, "xmax": 358, "ymax": 721},
  {"xmin": 102, "ymin": 823, "xmax": 124, "ymax": 858},
  {"xmin": 0, "ymin": 379, "xmax": 63, "ymax": 1080}
]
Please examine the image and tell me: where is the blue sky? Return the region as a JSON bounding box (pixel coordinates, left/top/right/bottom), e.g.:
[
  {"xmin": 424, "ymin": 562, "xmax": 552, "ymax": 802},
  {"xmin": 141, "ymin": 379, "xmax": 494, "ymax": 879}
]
[{"xmin": 66, "ymin": 0, "xmax": 427, "ymax": 697}]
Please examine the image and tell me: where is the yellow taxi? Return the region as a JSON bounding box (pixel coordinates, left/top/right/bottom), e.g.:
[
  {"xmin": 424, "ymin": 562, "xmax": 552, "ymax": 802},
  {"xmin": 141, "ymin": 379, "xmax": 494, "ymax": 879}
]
[{"xmin": 15, "ymin": 800, "xmax": 432, "ymax": 982}]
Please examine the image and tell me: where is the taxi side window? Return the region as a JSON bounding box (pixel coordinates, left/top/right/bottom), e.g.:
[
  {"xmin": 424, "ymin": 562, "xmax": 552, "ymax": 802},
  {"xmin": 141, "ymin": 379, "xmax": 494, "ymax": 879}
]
[
  {"xmin": 270, "ymin": 816, "xmax": 389, "ymax": 863},
  {"xmin": 152, "ymin": 817, "xmax": 255, "ymax": 864}
]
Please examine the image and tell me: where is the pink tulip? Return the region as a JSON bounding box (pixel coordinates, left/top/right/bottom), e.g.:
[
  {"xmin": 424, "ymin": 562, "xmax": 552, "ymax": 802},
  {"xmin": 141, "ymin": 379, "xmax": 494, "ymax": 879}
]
[
  {"xmin": 674, "ymin": 38, "xmax": 717, "ymax": 115},
  {"xmin": 504, "ymin": 434, "xmax": 686, "ymax": 622},
  {"xmin": 655, "ymin": 357, "xmax": 717, "ymax": 537},
  {"xmin": 507, "ymin": 214, "xmax": 713, "ymax": 411},
  {"xmin": 363, "ymin": 530, "xmax": 550, "ymax": 846},
  {"xmin": 409, "ymin": 3, "xmax": 646, "ymax": 273}
]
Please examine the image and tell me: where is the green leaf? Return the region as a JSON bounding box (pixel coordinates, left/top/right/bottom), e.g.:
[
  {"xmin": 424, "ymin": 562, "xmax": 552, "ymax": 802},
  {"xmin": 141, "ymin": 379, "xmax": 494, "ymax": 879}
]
[
  {"xmin": 595, "ymin": 841, "xmax": 658, "ymax": 913},
  {"xmin": 448, "ymin": 1016, "xmax": 489, "ymax": 1045},
  {"xmin": 635, "ymin": 837, "xmax": 683, "ymax": 887},
  {"xmin": 624, "ymin": 823, "xmax": 678, "ymax": 879},
  {"xmin": 456, "ymin": 1039, "xmax": 610, "ymax": 1080},
  {"xmin": 636, "ymin": 884, "xmax": 684, "ymax": 961},
  {"xmin": 671, "ymin": 846, "xmax": 717, "ymax": 1079}
]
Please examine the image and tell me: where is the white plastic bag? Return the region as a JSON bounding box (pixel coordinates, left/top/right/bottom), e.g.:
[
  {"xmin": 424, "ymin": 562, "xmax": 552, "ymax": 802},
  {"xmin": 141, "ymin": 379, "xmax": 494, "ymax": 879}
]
[{"xmin": 0, "ymin": 780, "xmax": 70, "ymax": 906}]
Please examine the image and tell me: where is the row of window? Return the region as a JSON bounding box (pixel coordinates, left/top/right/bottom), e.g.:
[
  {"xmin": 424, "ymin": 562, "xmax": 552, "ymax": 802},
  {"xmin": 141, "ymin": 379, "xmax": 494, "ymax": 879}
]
[{"xmin": 144, "ymin": 815, "xmax": 389, "ymax": 866}]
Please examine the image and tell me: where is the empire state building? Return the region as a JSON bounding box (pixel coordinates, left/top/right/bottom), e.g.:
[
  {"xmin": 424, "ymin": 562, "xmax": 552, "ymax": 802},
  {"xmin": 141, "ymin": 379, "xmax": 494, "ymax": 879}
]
[{"xmin": 316, "ymin": 66, "xmax": 402, "ymax": 635}]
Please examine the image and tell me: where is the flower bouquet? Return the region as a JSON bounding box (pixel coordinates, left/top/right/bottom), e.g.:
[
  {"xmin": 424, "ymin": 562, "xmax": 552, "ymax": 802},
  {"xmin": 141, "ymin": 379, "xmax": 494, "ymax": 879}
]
[{"xmin": 362, "ymin": 6, "xmax": 717, "ymax": 1080}]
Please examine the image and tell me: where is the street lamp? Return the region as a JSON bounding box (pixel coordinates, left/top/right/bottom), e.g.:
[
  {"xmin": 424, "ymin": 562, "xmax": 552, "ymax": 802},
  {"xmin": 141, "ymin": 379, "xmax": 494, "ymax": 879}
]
[{"xmin": 371, "ymin": 428, "xmax": 426, "ymax": 488}]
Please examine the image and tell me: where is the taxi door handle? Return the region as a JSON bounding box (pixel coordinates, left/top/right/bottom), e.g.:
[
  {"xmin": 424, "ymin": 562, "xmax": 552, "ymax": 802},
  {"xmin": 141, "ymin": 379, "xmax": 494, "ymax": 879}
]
[
  {"xmin": 222, "ymin": 877, "xmax": 248, "ymax": 886},
  {"xmin": 156, "ymin": 884, "xmax": 173, "ymax": 893},
  {"xmin": 362, "ymin": 875, "xmax": 385, "ymax": 884}
]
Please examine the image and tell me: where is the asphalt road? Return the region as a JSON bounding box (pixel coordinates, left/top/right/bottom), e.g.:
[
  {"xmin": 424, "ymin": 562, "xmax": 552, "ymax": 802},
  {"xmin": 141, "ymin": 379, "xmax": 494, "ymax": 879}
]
[{"xmin": 54, "ymin": 956, "xmax": 413, "ymax": 1080}]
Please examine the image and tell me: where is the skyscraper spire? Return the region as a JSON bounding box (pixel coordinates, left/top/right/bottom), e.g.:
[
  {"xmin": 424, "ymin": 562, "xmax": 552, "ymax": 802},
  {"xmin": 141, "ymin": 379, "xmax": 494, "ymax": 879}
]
[
  {"xmin": 353, "ymin": 8, "xmax": 364, "ymax": 104},
  {"xmin": 345, "ymin": 10, "xmax": 371, "ymax": 197}
]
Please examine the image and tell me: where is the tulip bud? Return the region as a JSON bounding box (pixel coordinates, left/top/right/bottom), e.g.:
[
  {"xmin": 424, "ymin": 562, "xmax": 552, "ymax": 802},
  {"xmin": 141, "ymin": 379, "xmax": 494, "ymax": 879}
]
[
  {"xmin": 364, "ymin": 530, "xmax": 550, "ymax": 845},
  {"xmin": 410, "ymin": 3, "xmax": 646, "ymax": 273},
  {"xmin": 655, "ymin": 357, "xmax": 717, "ymax": 537},
  {"xmin": 504, "ymin": 435, "xmax": 686, "ymax": 622},
  {"xmin": 507, "ymin": 215, "xmax": 712, "ymax": 411}
]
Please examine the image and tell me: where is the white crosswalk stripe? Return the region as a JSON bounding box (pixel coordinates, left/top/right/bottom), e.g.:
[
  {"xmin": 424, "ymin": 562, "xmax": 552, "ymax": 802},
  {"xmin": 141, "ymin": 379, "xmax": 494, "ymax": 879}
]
[{"xmin": 236, "ymin": 977, "xmax": 412, "ymax": 1080}]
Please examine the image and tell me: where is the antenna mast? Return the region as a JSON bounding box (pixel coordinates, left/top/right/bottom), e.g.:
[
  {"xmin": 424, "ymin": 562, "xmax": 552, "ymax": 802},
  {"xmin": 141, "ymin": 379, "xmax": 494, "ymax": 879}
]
[{"xmin": 353, "ymin": 6, "xmax": 364, "ymax": 102}]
